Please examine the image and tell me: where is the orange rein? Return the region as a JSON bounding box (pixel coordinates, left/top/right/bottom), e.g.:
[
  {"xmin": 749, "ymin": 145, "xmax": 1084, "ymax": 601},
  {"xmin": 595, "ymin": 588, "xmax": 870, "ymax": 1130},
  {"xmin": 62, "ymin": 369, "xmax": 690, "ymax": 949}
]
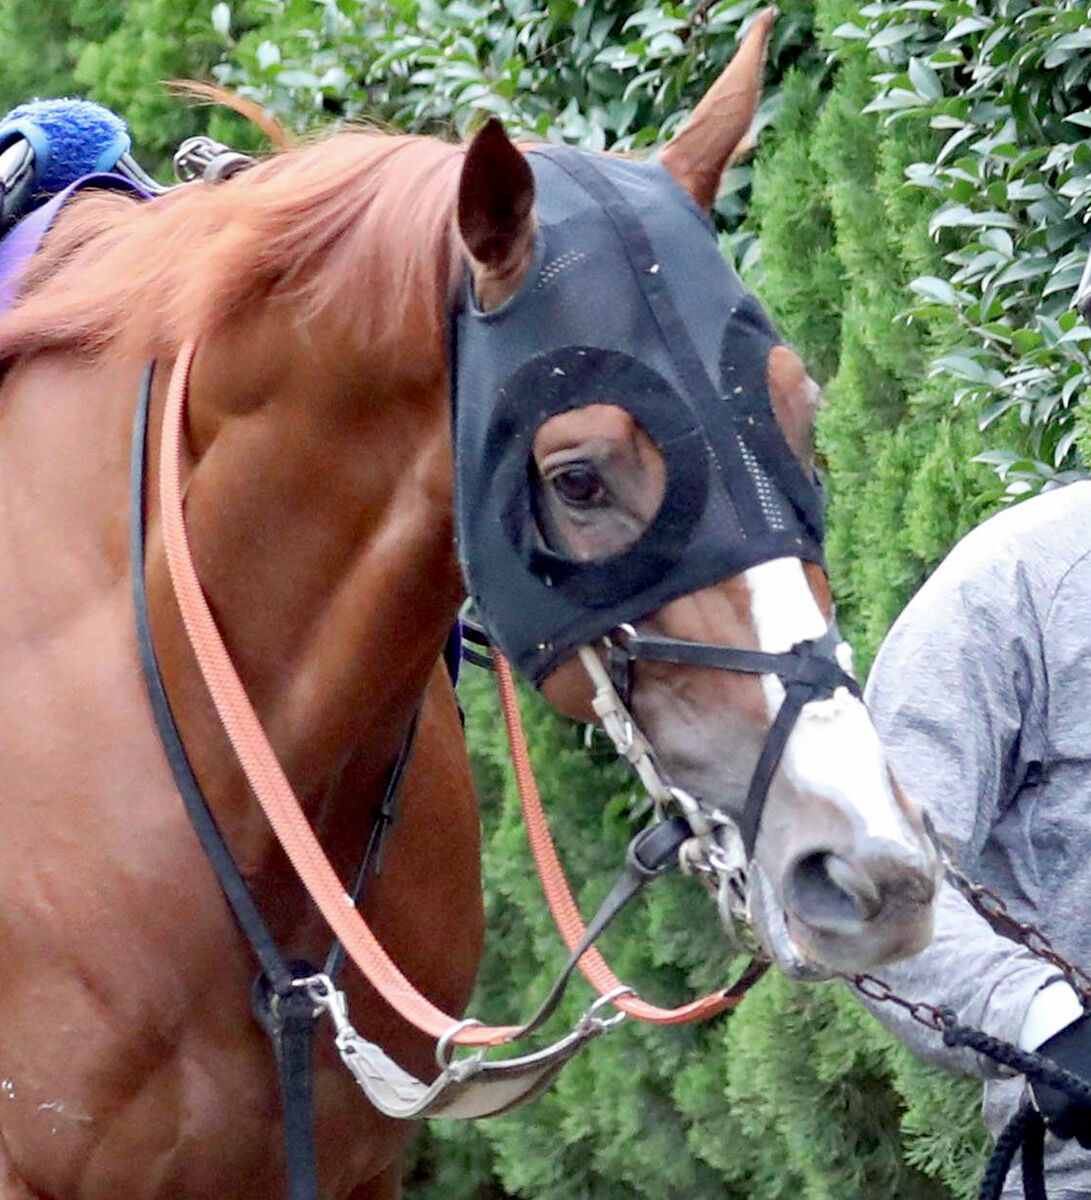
[
  {"xmin": 159, "ymin": 341, "xmax": 742, "ymax": 1048},
  {"xmin": 492, "ymin": 652, "xmax": 742, "ymax": 1025}
]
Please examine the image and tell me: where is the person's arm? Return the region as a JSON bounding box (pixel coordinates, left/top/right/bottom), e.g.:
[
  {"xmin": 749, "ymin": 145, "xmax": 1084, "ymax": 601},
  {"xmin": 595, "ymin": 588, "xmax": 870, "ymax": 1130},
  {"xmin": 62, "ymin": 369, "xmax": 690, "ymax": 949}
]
[
  {"xmin": 852, "ymin": 881, "xmax": 1069, "ymax": 1076},
  {"xmin": 854, "ymin": 518, "xmax": 1069, "ymax": 1074}
]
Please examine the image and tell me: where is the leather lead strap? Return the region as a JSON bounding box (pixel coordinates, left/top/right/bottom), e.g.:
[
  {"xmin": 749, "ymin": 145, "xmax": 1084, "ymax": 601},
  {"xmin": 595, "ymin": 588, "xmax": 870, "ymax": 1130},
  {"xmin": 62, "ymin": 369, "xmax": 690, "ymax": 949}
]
[
  {"xmin": 518, "ymin": 817, "xmax": 693, "ymax": 1037},
  {"xmin": 156, "ymin": 345, "xmax": 524, "ymax": 1046},
  {"xmin": 131, "ymin": 363, "xmax": 292, "ymax": 993},
  {"xmin": 978, "ymin": 1099, "xmax": 1046, "ymax": 1200},
  {"xmin": 251, "ymin": 972, "xmax": 321, "ymax": 1200},
  {"xmin": 1020, "ymin": 1107, "xmax": 1047, "ymax": 1200},
  {"xmin": 323, "ymin": 707, "xmax": 421, "ymax": 982},
  {"xmin": 492, "ymin": 650, "xmax": 745, "ymax": 1026},
  {"xmin": 277, "ymin": 1000, "xmax": 320, "ymax": 1200},
  {"xmin": 511, "ymin": 817, "xmax": 770, "ymax": 1039}
]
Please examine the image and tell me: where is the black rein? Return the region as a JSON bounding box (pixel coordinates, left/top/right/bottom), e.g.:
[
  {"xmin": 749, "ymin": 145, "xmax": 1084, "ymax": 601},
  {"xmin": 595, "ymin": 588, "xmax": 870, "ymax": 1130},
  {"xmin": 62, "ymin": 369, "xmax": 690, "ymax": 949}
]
[{"xmin": 129, "ymin": 363, "xmax": 418, "ymax": 1200}]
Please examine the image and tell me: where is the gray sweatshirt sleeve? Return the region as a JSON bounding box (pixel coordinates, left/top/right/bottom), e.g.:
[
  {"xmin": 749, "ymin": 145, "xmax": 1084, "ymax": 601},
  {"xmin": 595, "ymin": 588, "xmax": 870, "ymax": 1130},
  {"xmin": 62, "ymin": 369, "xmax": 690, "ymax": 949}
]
[{"xmin": 854, "ymin": 511, "xmax": 1070, "ymax": 1076}]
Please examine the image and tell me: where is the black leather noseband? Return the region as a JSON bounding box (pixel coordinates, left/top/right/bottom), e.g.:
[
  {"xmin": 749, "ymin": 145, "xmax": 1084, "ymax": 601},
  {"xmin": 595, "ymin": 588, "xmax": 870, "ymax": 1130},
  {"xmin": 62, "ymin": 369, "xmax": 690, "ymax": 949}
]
[{"xmin": 606, "ymin": 623, "xmax": 860, "ymax": 856}]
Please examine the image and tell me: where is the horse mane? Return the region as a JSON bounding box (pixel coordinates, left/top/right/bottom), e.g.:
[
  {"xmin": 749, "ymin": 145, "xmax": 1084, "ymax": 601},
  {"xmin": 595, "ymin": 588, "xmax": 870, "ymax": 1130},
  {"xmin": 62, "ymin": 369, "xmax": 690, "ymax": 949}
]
[{"xmin": 0, "ymin": 127, "xmax": 466, "ymax": 365}]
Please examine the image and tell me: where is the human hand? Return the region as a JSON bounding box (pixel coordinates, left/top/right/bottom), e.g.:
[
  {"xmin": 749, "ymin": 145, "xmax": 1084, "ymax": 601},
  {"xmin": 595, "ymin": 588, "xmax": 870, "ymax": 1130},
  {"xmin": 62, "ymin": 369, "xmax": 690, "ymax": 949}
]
[{"xmin": 1033, "ymin": 1010, "xmax": 1091, "ymax": 1147}]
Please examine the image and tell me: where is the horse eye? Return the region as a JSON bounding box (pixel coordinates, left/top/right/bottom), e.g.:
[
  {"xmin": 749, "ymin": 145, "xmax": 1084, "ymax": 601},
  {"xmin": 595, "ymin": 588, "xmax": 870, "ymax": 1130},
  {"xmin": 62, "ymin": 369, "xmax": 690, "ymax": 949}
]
[{"xmin": 548, "ymin": 463, "xmax": 608, "ymax": 508}]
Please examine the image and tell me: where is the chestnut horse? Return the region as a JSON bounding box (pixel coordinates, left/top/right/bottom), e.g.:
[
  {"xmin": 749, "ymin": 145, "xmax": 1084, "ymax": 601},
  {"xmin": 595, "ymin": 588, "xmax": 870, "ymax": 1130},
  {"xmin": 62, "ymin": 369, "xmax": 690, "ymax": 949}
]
[{"xmin": 0, "ymin": 12, "xmax": 936, "ymax": 1199}]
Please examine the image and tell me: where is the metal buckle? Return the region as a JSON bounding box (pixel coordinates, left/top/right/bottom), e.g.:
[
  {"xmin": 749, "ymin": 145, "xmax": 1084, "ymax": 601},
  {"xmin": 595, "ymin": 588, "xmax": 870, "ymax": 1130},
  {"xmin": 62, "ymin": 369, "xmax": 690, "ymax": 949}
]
[
  {"xmin": 296, "ymin": 972, "xmax": 350, "ymax": 1033},
  {"xmin": 173, "ymin": 135, "xmax": 255, "ymax": 184},
  {"xmin": 435, "ymin": 1018, "xmax": 487, "ymax": 1074},
  {"xmin": 578, "ymin": 986, "xmax": 634, "ymax": 1033}
]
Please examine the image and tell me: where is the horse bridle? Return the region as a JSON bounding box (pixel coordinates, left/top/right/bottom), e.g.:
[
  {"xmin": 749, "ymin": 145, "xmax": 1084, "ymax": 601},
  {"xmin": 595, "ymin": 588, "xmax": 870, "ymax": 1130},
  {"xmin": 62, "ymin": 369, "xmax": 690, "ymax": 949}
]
[
  {"xmin": 591, "ymin": 619, "xmax": 861, "ymax": 858},
  {"xmin": 498, "ymin": 615, "xmax": 861, "ymax": 1035}
]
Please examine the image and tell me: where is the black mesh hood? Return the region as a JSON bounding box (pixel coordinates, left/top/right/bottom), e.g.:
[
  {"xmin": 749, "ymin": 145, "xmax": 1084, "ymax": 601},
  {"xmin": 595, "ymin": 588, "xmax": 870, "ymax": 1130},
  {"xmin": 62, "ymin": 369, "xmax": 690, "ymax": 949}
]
[{"xmin": 453, "ymin": 145, "xmax": 825, "ymax": 685}]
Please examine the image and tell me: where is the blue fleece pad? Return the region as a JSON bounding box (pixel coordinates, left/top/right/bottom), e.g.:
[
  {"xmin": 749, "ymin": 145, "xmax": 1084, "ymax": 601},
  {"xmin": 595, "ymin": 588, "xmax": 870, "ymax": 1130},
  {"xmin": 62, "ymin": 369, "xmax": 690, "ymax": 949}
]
[{"xmin": 0, "ymin": 98, "xmax": 131, "ymax": 194}]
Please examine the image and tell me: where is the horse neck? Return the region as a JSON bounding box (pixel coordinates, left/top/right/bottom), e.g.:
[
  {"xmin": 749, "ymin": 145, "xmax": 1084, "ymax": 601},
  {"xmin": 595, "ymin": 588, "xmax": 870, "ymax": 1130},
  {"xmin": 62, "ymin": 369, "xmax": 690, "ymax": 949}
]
[{"xmin": 145, "ymin": 303, "xmax": 462, "ymax": 853}]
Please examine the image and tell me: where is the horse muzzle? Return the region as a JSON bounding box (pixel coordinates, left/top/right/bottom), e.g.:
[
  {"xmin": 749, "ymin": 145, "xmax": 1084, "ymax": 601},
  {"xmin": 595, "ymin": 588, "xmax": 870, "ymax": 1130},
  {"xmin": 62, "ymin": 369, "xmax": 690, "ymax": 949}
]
[{"xmin": 747, "ymin": 827, "xmax": 939, "ymax": 976}]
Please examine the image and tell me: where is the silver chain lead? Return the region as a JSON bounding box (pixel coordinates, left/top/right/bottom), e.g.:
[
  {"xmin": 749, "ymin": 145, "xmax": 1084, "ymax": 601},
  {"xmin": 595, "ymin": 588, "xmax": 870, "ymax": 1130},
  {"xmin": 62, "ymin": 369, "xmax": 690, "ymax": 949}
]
[
  {"xmin": 938, "ymin": 843, "xmax": 1091, "ymax": 1002},
  {"xmin": 844, "ymin": 844, "xmax": 1091, "ymax": 1032},
  {"xmin": 847, "ymin": 972, "xmax": 951, "ymax": 1033}
]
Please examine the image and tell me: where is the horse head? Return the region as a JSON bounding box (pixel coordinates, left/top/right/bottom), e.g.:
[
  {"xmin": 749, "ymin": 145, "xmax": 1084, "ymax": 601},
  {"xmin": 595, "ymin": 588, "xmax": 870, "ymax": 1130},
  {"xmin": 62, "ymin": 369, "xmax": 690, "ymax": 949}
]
[{"xmin": 452, "ymin": 8, "xmax": 939, "ymax": 977}]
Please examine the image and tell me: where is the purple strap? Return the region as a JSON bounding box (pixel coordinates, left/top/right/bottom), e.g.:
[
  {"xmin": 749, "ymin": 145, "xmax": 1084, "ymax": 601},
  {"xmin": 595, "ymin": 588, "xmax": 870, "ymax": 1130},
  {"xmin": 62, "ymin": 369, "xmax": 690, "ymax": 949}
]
[{"xmin": 0, "ymin": 172, "xmax": 151, "ymax": 312}]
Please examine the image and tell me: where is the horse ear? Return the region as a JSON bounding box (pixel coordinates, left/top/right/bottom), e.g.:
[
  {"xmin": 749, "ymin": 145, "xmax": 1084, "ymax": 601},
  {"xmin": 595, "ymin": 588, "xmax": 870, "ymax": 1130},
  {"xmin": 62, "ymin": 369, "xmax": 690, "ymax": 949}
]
[
  {"xmin": 768, "ymin": 345, "xmax": 820, "ymax": 472},
  {"xmin": 659, "ymin": 7, "xmax": 776, "ymax": 211},
  {"xmin": 458, "ymin": 118, "xmax": 537, "ymax": 309}
]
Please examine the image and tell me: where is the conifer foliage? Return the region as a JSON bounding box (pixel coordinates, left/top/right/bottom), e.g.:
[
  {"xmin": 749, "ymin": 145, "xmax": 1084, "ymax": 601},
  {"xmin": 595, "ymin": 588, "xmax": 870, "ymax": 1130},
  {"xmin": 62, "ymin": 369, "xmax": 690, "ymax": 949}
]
[{"xmin": 5, "ymin": 1, "xmax": 1090, "ymax": 1196}]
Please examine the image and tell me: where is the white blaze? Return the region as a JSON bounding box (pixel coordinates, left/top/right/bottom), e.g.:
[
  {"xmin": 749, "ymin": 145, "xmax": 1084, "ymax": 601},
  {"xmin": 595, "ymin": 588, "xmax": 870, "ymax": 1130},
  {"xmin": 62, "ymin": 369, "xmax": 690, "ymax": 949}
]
[{"xmin": 742, "ymin": 558, "xmax": 917, "ymax": 849}]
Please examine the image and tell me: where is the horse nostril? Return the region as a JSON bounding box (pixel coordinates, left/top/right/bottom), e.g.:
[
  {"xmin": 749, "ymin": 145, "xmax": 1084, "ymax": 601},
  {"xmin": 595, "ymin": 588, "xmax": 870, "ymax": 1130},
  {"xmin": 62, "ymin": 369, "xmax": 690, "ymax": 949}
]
[
  {"xmin": 784, "ymin": 851, "xmax": 882, "ymax": 932},
  {"xmin": 823, "ymin": 854, "xmax": 881, "ymax": 919}
]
